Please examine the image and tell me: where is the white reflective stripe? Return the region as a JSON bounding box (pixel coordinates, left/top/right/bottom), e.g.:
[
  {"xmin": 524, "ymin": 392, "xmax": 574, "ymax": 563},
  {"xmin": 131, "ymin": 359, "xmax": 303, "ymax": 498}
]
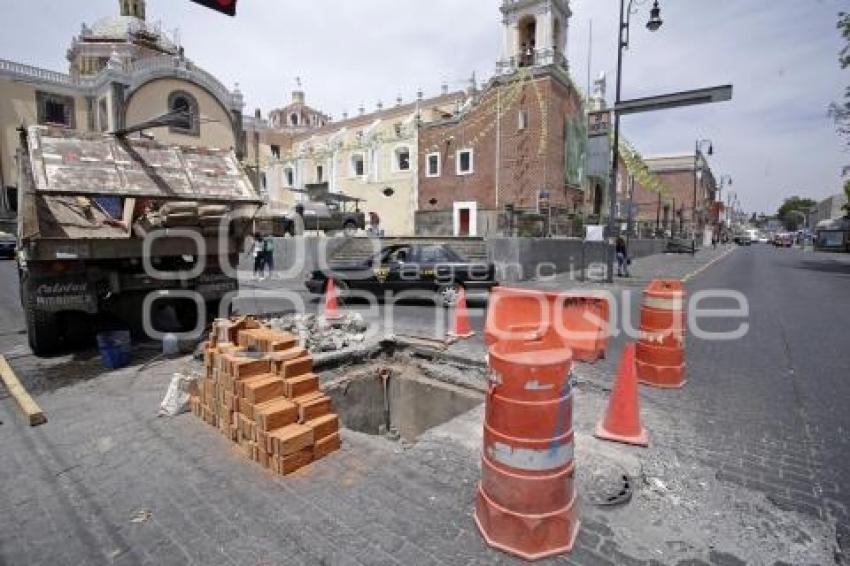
[
  {"xmin": 488, "ymin": 442, "xmax": 574, "ymax": 472},
  {"xmin": 524, "ymin": 380, "xmax": 555, "ymax": 391},
  {"xmin": 643, "ymin": 296, "xmax": 684, "ymax": 311}
]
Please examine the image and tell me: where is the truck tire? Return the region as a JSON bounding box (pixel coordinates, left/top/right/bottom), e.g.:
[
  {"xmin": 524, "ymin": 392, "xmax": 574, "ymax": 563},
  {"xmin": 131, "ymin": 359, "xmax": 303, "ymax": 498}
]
[{"xmin": 22, "ymin": 279, "xmax": 61, "ymax": 356}]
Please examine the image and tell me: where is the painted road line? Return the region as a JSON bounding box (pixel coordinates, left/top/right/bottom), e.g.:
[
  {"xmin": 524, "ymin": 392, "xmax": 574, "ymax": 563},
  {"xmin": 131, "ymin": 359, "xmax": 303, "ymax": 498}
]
[{"xmin": 682, "ymin": 247, "xmax": 738, "ymax": 283}]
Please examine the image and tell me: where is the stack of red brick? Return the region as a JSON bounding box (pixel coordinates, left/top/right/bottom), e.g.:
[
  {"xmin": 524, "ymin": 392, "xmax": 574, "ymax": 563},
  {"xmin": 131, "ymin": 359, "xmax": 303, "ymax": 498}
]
[{"xmin": 190, "ymin": 317, "xmax": 341, "ymax": 475}]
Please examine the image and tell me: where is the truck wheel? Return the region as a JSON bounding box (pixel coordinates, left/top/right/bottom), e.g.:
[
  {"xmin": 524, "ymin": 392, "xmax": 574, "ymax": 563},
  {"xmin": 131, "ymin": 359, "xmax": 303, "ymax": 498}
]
[
  {"xmin": 343, "ymin": 221, "xmax": 357, "ymax": 238},
  {"xmin": 22, "ymin": 282, "xmax": 61, "ymax": 356}
]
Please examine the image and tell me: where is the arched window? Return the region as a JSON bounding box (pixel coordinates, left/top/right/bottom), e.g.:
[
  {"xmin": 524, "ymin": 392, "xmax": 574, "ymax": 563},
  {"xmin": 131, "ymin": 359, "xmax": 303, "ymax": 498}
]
[
  {"xmin": 553, "ymin": 18, "xmax": 563, "ymax": 54},
  {"xmin": 518, "ymin": 16, "xmax": 537, "ymax": 67},
  {"xmin": 284, "ymin": 167, "xmax": 295, "ymax": 187},
  {"xmin": 290, "ymin": 113, "xmax": 299, "ymax": 126},
  {"xmin": 168, "ymin": 90, "xmax": 199, "ymax": 137}
]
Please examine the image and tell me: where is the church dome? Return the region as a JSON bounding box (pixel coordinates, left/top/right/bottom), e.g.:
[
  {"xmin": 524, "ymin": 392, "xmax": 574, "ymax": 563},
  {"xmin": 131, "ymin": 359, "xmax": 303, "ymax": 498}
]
[{"xmin": 84, "ymin": 15, "xmax": 177, "ymax": 53}]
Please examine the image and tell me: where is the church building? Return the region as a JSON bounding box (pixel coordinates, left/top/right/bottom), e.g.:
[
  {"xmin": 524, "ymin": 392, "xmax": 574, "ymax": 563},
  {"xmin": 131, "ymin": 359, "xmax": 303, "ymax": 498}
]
[
  {"xmin": 0, "ymin": 0, "xmax": 245, "ymax": 232},
  {"xmin": 416, "ymin": 0, "xmax": 586, "ymax": 237}
]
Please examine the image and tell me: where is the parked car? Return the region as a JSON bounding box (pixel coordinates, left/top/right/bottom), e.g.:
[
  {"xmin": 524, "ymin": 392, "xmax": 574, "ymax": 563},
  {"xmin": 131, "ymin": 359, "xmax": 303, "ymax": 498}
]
[
  {"xmin": 0, "ymin": 231, "xmax": 16, "ymax": 258},
  {"xmin": 306, "ymin": 243, "xmax": 498, "ymax": 306},
  {"xmin": 281, "ymin": 191, "xmax": 366, "ymax": 237}
]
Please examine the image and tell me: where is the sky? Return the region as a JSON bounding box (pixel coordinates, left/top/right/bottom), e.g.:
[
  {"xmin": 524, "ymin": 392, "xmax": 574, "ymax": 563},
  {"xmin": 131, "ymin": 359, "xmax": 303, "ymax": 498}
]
[{"xmin": 1, "ymin": 0, "xmax": 848, "ymax": 214}]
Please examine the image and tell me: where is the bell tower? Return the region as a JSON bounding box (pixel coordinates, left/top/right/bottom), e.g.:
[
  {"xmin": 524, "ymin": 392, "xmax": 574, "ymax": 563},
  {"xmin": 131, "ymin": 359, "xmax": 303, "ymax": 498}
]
[
  {"xmin": 119, "ymin": 0, "xmax": 146, "ymax": 20},
  {"xmin": 499, "ymin": 0, "xmax": 571, "ymax": 73}
]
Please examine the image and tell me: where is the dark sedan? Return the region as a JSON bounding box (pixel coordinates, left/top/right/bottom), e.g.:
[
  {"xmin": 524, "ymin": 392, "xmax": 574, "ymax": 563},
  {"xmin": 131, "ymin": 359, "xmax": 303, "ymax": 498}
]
[
  {"xmin": 306, "ymin": 244, "xmax": 498, "ymax": 306},
  {"xmin": 0, "ymin": 232, "xmax": 15, "ymax": 259}
]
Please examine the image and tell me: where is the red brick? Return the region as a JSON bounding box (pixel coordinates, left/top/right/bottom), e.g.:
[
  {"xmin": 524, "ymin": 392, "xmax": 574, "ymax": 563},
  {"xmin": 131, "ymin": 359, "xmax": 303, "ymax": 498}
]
[
  {"xmin": 254, "ymin": 398, "xmax": 298, "ymax": 432},
  {"xmin": 280, "ymin": 448, "xmax": 313, "ymax": 475},
  {"xmin": 231, "ymin": 357, "xmax": 272, "ymax": 380},
  {"xmin": 417, "ymin": 74, "xmax": 585, "ymax": 223},
  {"xmin": 237, "ymin": 328, "xmax": 265, "ymax": 349},
  {"xmin": 305, "ymin": 414, "xmax": 340, "ymax": 442},
  {"xmin": 258, "ymin": 447, "xmax": 270, "ymax": 469},
  {"xmin": 296, "ymin": 394, "xmax": 333, "ymax": 423},
  {"xmin": 280, "ymin": 356, "xmax": 313, "ymax": 380},
  {"xmin": 244, "ymin": 376, "xmax": 286, "ymax": 406},
  {"xmin": 236, "ymin": 373, "xmax": 277, "ymax": 400},
  {"xmin": 269, "ymin": 424, "xmax": 314, "ymax": 456},
  {"xmin": 313, "ymin": 432, "xmax": 341, "ymax": 460},
  {"xmin": 285, "ymin": 373, "xmax": 319, "ymax": 399}
]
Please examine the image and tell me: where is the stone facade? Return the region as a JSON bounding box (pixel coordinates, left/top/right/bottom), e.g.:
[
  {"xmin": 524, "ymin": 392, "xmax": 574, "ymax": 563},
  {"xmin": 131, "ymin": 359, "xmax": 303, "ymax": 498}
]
[{"xmin": 254, "ymin": 92, "xmax": 465, "ymax": 236}]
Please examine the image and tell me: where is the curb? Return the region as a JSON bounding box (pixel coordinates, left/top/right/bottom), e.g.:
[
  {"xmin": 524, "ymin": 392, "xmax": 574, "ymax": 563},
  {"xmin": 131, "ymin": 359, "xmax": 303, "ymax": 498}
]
[{"xmin": 681, "ymin": 247, "xmax": 737, "ymax": 283}]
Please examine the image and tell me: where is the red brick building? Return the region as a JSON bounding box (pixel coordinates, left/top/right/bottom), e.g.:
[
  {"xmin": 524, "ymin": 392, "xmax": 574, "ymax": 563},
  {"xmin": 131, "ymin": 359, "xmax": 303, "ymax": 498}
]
[
  {"xmin": 618, "ymin": 154, "xmax": 718, "ymax": 238},
  {"xmin": 416, "ymin": 0, "xmax": 585, "ymax": 237}
]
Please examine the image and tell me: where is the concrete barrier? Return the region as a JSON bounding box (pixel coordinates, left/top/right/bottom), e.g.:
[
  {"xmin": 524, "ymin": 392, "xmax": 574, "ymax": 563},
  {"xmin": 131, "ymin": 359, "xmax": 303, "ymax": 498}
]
[
  {"xmin": 241, "ymin": 236, "xmax": 669, "ymax": 283},
  {"xmin": 485, "ymin": 238, "xmax": 667, "ymax": 283}
]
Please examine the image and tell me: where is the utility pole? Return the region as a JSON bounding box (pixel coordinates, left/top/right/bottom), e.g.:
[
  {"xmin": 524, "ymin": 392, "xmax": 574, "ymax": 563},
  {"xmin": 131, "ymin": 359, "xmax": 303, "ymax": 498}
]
[
  {"xmin": 693, "ymin": 139, "xmax": 713, "ymax": 254},
  {"xmin": 254, "ymin": 108, "xmax": 262, "ymax": 192},
  {"xmin": 607, "ymin": 0, "xmax": 664, "ymax": 281}
]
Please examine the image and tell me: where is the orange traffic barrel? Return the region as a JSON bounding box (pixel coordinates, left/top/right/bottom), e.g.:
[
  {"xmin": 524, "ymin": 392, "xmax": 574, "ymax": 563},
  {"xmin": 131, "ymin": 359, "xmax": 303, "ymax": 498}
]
[
  {"xmin": 636, "ymin": 280, "xmax": 686, "ymax": 388},
  {"xmin": 485, "ymin": 287, "xmax": 610, "ymax": 363},
  {"xmin": 475, "ymin": 334, "xmax": 580, "ymax": 561}
]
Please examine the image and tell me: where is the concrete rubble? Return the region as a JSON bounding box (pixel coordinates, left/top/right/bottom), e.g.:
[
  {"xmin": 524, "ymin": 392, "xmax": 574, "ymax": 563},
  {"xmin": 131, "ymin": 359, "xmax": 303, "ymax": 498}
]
[{"xmin": 268, "ymin": 312, "xmax": 368, "ymax": 353}]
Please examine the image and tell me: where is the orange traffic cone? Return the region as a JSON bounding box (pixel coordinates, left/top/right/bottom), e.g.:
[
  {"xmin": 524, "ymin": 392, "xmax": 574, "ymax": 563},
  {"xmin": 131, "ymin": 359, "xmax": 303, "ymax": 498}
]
[
  {"xmin": 448, "ymin": 286, "xmax": 475, "ymax": 339},
  {"xmin": 324, "ymin": 279, "xmax": 342, "ymax": 320},
  {"xmin": 594, "ymin": 343, "xmax": 648, "ymax": 447}
]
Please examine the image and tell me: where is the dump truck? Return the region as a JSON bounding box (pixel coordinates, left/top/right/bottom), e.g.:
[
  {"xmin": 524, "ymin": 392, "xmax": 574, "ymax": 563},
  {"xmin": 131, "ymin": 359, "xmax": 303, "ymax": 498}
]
[{"xmin": 15, "ymin": 126, "xmax": 263, "ymax": 355}]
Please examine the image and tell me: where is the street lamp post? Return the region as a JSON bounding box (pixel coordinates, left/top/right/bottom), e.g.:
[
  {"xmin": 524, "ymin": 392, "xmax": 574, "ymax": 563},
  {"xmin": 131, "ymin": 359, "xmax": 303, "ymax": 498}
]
[
  {"xmin": 692, "ymin": 138, "xmax": 713, "ymax": 254},
  {"xmin": 716, "ymin": 174, "xmax": 732, "ymax": 237},
  {"xmin": 607, "ymin": 0, "xmax": 664, "ymax": 281}
]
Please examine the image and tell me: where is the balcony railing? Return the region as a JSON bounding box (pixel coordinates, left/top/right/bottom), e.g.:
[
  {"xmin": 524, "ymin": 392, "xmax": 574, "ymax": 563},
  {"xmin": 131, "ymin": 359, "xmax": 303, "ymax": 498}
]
[
  {"xmin": 496, "ymin": 48, "xmax": 568, "ymax": 75},
  {"xmin": 0, "ymin": 56, "xmax": 243, "ymax": 111}
]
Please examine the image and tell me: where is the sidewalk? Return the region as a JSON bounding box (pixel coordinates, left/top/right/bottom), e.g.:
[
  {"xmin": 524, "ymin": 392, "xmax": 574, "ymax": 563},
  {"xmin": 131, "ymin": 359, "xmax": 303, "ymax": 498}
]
[{"xmin": 517, "ymin": 245, "xmax": 738, "ymax": 292}]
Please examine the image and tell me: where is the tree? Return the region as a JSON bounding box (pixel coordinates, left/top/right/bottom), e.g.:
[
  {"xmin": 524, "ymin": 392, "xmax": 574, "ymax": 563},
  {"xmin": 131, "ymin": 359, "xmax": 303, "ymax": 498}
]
[
  {"xmin": 778, "ymin": 196, "xmax": 817, "ymax": 230},
  {"xmin": 844, "ymin": 179, "xmax": 850, "ymax": 215},
  {"xmin": 831, "ymin": 13, "xmax": 850, "ymax": 172}
]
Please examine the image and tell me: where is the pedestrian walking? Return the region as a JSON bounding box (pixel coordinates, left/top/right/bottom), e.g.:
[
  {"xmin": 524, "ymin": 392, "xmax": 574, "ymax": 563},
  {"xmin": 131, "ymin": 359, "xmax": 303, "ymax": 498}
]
[
  {"xmin": 252, "ymin": 233, "xmax": 265, "ymax": 280},
  {"xmin": 262, "ymin": 235, "xmax": 275, "ymax": 278},
  {"xmin": 712, "ymin": 233, "xmax": 718, "ymax": 250},
  {"xmin": 616, "ymin": 236, "xmax": 631, "ymax": 278}
]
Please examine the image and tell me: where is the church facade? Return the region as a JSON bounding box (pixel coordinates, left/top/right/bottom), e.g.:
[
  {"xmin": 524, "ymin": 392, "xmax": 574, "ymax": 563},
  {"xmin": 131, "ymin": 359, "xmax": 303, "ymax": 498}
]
[{"xmin": 416, "ymin": 0, "xmax": 586, "ymax": 237}]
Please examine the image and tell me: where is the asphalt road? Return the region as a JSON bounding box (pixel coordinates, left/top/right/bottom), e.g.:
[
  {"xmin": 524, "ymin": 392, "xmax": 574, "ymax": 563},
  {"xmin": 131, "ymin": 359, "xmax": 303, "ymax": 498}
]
[
  {"xmin": 0, "ymin": 259, "xmax": 25, "ymax": 349},
  {"xmin": 1, "ymin": 246, "xmax": 849, "ymax": 562},
  {"xmin": 616, "ymin": 245, "xmax": 850, "ymax": 558}
]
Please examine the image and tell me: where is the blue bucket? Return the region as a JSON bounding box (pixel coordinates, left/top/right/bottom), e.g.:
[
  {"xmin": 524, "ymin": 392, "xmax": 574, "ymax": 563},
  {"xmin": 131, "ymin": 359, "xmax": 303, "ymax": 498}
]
[{"xmin": 96, "ymin": 330, "xmax": 132, "ymax": 370}]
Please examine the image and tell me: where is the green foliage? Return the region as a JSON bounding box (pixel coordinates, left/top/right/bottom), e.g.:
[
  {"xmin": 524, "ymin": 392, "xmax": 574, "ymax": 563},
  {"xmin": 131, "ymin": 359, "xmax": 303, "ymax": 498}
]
[
  {"xmin": 840, "ymin": 12, "xmax": 850, "ymax": 69},
  {"xmin": 778, "ymin": 196, "xmax": 817, "ymax": 230},
  {"xmin": 843, "ymin": 178, "xmax": 850, "ymax": 214},
  {"xmin": 831, "ymin": 12, "xmax": 850, "ymax": 156}
]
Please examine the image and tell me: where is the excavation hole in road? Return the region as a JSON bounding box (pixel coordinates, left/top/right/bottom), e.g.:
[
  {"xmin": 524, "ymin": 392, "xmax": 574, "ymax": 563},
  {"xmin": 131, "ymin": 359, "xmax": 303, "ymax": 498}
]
[{"xmin": 323, "ymin": 360, "xmax": 484, "ymax": 443}]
